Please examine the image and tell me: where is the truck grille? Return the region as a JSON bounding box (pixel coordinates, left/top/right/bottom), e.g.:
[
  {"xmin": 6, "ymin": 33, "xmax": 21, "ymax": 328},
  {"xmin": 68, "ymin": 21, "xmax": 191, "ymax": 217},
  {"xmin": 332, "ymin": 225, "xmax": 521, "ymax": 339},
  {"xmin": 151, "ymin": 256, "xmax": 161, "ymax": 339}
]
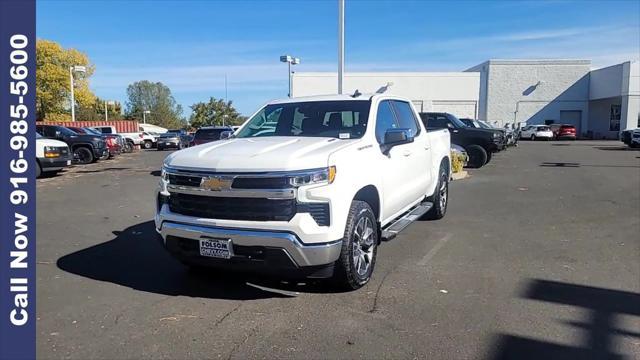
[{"xmin": 168, "ymin": 193, "xmax": 296, "ymax": 221}]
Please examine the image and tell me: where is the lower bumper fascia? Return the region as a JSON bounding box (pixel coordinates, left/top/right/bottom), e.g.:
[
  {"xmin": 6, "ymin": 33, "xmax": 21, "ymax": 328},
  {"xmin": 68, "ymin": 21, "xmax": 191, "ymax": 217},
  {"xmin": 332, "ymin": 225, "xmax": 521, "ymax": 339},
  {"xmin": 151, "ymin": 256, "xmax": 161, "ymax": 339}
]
[{"xmin": 158, "ymin": 221, "xmax": 342, "ymax": 275}]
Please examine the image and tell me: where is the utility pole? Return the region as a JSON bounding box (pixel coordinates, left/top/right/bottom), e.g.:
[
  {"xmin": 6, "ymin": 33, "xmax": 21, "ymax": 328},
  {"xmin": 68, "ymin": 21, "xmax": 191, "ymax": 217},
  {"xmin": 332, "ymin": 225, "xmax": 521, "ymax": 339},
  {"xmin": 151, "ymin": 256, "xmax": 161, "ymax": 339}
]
[
  {"xmin": 104, "ymin": 100, "xmax": 108, "ymax": 121},
  {"xmin": 338, "ymin": 0, "xmax": 345, "ymax": 94}
]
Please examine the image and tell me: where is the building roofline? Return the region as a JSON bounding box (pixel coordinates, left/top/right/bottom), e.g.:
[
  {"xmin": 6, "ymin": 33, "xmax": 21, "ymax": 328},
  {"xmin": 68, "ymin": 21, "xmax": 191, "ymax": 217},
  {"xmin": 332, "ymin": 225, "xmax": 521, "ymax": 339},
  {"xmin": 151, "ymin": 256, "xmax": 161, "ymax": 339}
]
[
  {"xmin": 293, "ymin": 72, "xmax": 479, "ymax": 77},
  {"xmin": 484, "ymin": 59, "xmax": 592, "ymax": 66}
]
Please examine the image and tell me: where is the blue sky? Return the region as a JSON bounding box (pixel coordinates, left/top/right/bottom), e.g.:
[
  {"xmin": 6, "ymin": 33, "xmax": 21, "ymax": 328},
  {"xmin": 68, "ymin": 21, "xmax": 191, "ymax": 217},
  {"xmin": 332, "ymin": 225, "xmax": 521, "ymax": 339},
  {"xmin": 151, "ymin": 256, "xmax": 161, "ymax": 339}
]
[{"xmin": 37, "ymin": 0, "xmax": 640, "ymax": 116}]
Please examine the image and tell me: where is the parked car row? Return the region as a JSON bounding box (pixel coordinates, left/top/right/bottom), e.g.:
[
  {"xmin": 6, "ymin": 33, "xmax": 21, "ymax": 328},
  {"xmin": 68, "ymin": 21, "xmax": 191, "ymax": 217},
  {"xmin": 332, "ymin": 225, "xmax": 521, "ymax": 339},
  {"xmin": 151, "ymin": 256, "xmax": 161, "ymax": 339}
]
[
  {"xmin": 621, "ymin": 128, "xmax": 640, "ymax": 148},
  {"xmin": 35, "ymin": 123, "xmax": 139, "ymax": 178}
]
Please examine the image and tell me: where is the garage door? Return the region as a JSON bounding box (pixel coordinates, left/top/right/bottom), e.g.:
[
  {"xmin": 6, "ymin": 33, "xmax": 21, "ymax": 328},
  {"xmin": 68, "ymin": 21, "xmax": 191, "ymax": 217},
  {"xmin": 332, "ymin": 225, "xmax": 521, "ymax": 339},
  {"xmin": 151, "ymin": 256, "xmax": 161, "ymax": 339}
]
[{"xmin": 432, "ymin": 101, "xmax": 477, "ymax": 119}]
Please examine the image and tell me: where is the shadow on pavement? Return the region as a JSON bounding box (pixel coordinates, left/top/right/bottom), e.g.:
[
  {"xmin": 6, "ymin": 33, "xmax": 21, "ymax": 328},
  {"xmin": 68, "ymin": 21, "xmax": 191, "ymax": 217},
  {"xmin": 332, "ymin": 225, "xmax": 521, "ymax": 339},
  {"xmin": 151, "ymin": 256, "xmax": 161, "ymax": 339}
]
[
  {"xmin": 149, "ymin": 170, "xmax": 161, "ymax": 176},
  {"xmin": 540, "ymin": 162, "xmax": 639, "ymax": 169},
  {"xmin": 57, "ymin": 221, "xmax": 305, "ymax": 300},
  {"xmin": 488, "ymin": 279, "xmax": 640, "ymax": 360},
  {"xmin": 73, "ymin": 166, "xmax": 132, "ymax": 174},
  {"xmin": 594, "ymin": 146, "xmax": 640, "ymax": 151}
]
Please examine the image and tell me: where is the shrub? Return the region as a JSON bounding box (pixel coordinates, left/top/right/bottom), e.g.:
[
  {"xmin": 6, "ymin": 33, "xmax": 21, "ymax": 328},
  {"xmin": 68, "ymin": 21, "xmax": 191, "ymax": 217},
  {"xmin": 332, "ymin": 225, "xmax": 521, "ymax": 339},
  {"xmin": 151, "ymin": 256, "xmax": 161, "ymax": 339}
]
[{"xmin": 450, "ymin": 151, "xmax": 466, "ymax": 173}]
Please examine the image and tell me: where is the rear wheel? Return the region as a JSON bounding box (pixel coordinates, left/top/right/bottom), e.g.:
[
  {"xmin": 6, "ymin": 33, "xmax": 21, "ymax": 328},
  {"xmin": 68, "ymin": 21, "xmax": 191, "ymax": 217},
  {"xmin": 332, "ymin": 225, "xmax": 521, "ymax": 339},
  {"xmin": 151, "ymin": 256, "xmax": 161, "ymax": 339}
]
[
  {"xmin": 36, "ymin": 161, "xmax": 42, "ymax": 178},
  {"xmin": 531, "ymin": 134, "xmax": 536, "ymax": 141},
  {"xmin": 74, "ymin": 146, "xmax": 94, "ymax": 164},
  {"xmin": 333, "ymin": 200, "xmax": 378, "ymax": 290},
  {"xmin": 123, "ymin": 141, "xmax": 133, "ymax": 153},
  {"xmin": 425, "ymin": 164, "xmax": 449, "ymax": 220},
  {"xmin": 466, "ymin": 145, "xmax": 488, "ymax": 168}
]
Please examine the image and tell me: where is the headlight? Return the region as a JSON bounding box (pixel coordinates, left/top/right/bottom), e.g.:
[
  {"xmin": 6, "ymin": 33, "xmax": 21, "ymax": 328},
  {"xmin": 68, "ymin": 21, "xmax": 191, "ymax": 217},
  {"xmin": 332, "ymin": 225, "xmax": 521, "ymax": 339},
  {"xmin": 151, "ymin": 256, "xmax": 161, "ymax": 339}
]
[
  {"xmin": 288, "ymin": 166, "xmax": 336, "ymax": 187},
  {"xmin": 493, "ymin": 132, "xmax": 500, "ymax": 139},
  {"xmin": 161, "ymin": 166, "xmax": 169, "ymax": 182},
  {"xmin": 44, "ymin": 146, "xmax": 61, "ymax": 158}
]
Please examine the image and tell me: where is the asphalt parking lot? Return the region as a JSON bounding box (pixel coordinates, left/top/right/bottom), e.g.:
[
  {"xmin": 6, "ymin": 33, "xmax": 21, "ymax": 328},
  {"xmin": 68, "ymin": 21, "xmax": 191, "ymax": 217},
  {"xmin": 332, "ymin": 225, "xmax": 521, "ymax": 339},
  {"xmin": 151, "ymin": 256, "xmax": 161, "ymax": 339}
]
[{"xmin": 36, "ymin": 141, "xmax": 640, "ymax": 359}]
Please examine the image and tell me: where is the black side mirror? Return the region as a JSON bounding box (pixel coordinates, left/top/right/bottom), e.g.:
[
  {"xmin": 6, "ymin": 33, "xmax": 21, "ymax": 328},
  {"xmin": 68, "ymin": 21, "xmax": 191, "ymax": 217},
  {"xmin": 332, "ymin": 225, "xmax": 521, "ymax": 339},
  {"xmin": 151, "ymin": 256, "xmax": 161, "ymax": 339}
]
[{"xmin": 382, "ymin": 128, "xmax": 413, "ymax": 154}]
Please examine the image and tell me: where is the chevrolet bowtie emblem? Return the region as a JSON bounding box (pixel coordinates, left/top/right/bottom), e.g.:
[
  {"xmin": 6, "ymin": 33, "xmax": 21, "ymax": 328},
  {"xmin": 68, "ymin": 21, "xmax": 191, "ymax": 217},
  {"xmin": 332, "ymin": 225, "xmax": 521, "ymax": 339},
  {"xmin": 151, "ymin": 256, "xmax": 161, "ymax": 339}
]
[{"xmin": 200, "ymin": 176, "xmax": 232, "ymax": 191}]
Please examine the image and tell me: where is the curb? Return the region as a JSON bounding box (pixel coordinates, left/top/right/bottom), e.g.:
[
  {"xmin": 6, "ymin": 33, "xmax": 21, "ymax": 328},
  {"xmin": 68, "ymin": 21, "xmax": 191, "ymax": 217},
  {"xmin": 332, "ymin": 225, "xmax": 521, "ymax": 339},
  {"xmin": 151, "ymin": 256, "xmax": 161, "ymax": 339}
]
[{"xmin": 452, "ymin": 170, "xmax": 469, "ymax": 181}]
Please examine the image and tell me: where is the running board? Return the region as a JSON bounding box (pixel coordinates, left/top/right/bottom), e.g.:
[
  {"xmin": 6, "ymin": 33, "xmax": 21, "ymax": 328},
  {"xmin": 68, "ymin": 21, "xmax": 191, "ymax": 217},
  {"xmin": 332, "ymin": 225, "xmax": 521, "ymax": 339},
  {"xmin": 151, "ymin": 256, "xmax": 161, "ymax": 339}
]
[{"xmin": 381, "ymin": 202, "xmax": 433, "ymax": 241}]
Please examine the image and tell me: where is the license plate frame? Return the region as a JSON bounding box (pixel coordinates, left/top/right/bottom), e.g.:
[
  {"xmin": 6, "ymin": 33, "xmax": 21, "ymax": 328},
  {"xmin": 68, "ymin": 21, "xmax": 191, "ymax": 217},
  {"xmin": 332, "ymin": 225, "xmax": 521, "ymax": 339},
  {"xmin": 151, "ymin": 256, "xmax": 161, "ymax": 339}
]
[{"xmin": 199, "ymin": 237, "xmax": 233, "ymax": 259}]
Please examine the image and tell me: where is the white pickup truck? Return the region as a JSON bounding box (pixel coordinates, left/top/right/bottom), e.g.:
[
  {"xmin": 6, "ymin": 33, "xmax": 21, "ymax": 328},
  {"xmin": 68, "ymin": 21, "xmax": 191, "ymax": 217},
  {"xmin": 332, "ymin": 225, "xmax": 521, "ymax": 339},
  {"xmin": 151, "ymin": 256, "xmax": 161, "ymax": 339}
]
[{"xmin": 156, "ymin": 94, "xmax": 451, "ymax": 289}]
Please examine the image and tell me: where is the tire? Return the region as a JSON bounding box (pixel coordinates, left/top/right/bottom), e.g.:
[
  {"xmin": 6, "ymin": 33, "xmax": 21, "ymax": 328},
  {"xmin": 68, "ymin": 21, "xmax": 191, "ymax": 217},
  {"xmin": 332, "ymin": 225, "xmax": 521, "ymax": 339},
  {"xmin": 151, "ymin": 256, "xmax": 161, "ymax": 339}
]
[
  {"xmin": 74, "ymin": 146, "xmax": 94, "ymax": 164},
  {"xmin": 143, "ymin": 140, "xmax": 153, "ymax": 149},
  {"xmin": 123, "ymin": 141, "xmax": 133, "ymax": 153},
  {"xmin": 157, "ymin": 146, "xmax": 164, "ymax": 151},
  {"xmin": 425, "ymin": 163, "xmax": 449, "ymax": 220},
  {"xmin": 531, "ymin": 134, "xmax": 536, "ymax": 141},
  {"xmin": 332, "ymin": 200, "xmax": 378, "ymax": 290},
  {"xmin": 466, "ymin": 145, "xmax": 488, "ymax": 168},
  {"xmin": 36, "ymin": 161, "xmax": 42, "ymax": 178},
  {"xmin": 485, "ymin": 151, "xmax": 493, "ymax": 164}
]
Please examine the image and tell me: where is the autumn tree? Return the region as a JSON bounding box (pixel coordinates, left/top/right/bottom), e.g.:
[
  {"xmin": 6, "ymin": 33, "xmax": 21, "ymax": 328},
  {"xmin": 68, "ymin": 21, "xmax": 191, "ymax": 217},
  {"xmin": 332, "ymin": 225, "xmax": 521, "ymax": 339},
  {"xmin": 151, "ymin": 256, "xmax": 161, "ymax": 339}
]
[
  {"xmin": 36, "ymin": 39, "xmax": 96, "ymax": 120},
  {"xmin": 125, "ymin": 80, "xmax": 186, "ymax": 129},
  {"xmin": 189, "ymin": 97, "xmax": 244, "ymax": 128}
]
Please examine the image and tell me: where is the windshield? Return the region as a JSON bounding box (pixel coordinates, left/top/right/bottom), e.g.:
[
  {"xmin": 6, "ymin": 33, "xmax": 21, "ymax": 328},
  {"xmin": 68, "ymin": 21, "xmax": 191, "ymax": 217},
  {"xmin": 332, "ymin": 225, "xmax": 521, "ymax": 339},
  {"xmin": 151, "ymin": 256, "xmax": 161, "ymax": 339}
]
[
  {"xmin": 446, "ymin": 113, "xmax": 469, "ymax": 128},
  {"xmin": 235, "ymin": 100, "xmax": 371, "ymax": 139},
  {"xmin": 58, "ymin": 126, "xmax": 78, "ymax": 136},
  {"xmin": 83, "ymin": 127, "xmax": 101, "ymax": 135},
  {"xmin": 476, "ymin": 120, "xmax": 493, "ymax": 129},
  {"xmin": 195, "ymin": 128, "xmax": 226, "ymax": 140},
  {"xmin": 160, "ymin": 133, "xmax": 178, "ymax": 138}
]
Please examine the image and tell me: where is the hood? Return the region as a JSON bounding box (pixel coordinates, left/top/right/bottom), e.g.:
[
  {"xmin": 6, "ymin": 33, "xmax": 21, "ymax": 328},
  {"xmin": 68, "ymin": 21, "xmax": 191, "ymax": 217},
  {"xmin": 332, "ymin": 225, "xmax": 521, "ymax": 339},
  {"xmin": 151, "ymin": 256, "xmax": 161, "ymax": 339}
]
[
  {"xmin": 37, "ymin": 138, "xmax": 68, "ymax": 147},
  {"xmin": 65, "ymin": 134, "xmax": 103, "ymax": 142},
  {"xmin": 165, "ymin": 136, "xmax": 357, "ymax": 172}
]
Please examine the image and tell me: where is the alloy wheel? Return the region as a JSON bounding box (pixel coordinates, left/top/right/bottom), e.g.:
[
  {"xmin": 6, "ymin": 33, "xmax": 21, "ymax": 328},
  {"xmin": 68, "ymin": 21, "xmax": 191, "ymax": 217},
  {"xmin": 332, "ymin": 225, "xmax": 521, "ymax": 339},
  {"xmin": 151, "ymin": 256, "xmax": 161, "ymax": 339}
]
[{"xmin": 352, "ymin": 217, "xmax": 375, "ymax": 276}]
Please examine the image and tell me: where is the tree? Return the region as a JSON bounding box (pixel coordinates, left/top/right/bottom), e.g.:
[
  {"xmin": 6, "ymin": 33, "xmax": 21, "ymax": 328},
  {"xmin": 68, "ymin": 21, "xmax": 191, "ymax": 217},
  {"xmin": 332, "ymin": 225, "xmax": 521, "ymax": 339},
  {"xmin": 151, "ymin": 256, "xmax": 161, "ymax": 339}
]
[
  {"xmin": 76, "ymin": 97, "xmax": 123, "ymax": 121},
  {"xmin": 36, "ymin": 39, "xmax": 96, "ymax": 120},
  {"xmin": 125, "ymin": 80, "xmax": 186, "ymax": 129},
  {"xmin": 189, "ymin": 97, "xmax": 244, "ymax": 128}
]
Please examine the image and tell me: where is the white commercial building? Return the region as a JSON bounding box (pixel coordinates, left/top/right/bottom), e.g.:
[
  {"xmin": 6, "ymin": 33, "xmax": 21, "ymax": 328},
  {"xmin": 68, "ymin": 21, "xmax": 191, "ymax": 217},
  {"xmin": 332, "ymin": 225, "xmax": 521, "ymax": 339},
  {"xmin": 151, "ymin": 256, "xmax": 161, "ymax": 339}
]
[{"xmin": 292, "ymin": 59, "xmax": 639, "ymax": 139}]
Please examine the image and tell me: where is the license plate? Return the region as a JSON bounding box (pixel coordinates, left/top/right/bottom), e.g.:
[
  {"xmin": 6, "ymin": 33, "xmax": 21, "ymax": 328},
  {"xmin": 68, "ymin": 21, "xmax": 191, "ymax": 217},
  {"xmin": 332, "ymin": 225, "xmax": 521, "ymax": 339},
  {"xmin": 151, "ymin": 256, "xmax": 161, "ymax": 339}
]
[
  {"xmin": 66, "ymin": 160, "xmax": 71, "ymax": 165},
  {"xmin": 199, "ymin": 238, "xmax": 233, "ymax": 259}
]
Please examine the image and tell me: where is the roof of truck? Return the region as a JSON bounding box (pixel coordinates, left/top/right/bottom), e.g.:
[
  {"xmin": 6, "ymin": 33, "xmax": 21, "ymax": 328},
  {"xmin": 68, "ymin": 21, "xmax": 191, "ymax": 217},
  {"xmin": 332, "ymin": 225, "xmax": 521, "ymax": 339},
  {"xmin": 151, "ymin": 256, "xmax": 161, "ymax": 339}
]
[{"xmin": 268, "ymin": 93, "xmax": 406, "ymax": 104}]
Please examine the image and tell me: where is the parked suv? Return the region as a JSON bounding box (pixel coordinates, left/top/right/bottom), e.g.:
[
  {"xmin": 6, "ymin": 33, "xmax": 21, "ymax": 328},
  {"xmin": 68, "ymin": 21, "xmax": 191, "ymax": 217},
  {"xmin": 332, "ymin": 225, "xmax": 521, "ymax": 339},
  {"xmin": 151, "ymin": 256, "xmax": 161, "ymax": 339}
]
[
  {"xmin": 191, "ymin": 126, "xmax": 233, "ymax": 146},
  {"xmin": 520, "ymin": 125, "xmax": 554, "ymax": 140},
  {"xmin": 68, "ymin": 126, "xmax": 123, "ymax": 157},
  {"xmin": 156, "ymin": 94, "xmax": 451, "ymax": 289},
  {"xmin": 157, "ymin": 132, "xmax": 189, "ymax": 150},
  {"xmin": 36, "ymin": 124, "xmax": 108, "ymax": 164},
  {"xmin": 420, "ymin": 112, "xmax": 503, "ymax": 168}
]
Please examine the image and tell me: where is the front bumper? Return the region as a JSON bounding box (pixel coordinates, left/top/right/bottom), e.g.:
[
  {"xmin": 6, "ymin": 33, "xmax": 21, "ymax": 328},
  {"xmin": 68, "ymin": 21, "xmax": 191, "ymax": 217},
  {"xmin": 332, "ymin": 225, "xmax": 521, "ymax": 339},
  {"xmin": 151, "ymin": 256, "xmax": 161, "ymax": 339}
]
[
  {"xmin": 156, "ymin": 221, "xmax": 342, "ymax": 277},
  {"xmin": 39, "ymin": 155, "xmax": 72, "ymax": 171}
]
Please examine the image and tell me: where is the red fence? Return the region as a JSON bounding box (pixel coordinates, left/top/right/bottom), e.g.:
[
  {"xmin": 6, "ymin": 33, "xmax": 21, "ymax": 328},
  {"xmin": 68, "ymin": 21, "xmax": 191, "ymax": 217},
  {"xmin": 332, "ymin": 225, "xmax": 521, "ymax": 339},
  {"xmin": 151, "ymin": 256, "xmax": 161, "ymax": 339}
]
[{"xmin": 39, "ymin": 120, "xmax": 140, "ymax": 133}]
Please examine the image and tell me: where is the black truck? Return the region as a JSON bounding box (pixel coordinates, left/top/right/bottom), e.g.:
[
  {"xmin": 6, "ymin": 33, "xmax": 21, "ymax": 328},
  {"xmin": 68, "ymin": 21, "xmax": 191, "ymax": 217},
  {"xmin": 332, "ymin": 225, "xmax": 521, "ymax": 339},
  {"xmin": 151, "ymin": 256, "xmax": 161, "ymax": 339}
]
[
  {"xmin": 36, "ymin": 124, "xmax": 108, "ymax": 164},
  {"xmin": 420, "ymin": 112, "xmax": 504, "ymax": 168}
]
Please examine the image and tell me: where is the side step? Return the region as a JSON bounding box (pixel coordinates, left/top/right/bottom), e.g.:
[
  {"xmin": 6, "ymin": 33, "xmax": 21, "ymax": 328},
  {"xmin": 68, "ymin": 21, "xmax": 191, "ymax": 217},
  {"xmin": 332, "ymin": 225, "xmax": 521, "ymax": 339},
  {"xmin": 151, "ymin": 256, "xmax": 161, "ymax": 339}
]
[{"xmin": 380, "ymin": 202, "xmax": 433, "ymax": 241}]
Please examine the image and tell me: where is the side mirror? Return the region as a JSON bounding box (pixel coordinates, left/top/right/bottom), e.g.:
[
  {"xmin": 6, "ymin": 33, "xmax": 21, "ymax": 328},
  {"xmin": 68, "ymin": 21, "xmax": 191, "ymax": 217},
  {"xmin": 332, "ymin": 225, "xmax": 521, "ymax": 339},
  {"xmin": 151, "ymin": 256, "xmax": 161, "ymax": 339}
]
[
  {"xmin": 219, "ymin": 130, "xmax": 233, "ymax": 140},
  {"xmin": 382, "ymin": 128, "xmax": 413, "ymax": 154}
]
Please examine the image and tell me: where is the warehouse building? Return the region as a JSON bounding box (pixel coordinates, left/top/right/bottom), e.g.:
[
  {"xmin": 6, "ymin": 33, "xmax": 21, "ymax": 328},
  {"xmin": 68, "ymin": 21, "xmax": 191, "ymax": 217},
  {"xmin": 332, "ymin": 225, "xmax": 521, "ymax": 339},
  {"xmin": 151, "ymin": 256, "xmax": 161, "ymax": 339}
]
[{"xmin": 292, "ymin": 59, "xmax": 639, "ymax": 138}]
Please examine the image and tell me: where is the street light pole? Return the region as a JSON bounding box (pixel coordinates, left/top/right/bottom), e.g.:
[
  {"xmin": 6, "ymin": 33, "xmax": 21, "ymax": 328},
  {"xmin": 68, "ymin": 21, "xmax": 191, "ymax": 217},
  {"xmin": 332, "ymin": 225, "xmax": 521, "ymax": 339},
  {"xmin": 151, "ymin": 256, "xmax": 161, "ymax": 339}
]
[
  {"xmin": 104, "ymin": 100, "xmax": 108, "ymax": 121},
  {"xmin": 69, "ymin": 65, "xmax": 86, "ymax": 122},
  {"xmin": 280, "ymin": 55, "xmax": 300, "ymax": 98},
  {"xmin": 338, "ymin": 0, "xmax": 345, "ymax": 95},
  {"xmin": 69, "ymin": 67, "xmax": 76, "ymax": 122},
  {"xmin": 143, "ymin": 110, "xmax": 150, "ymax": 124}
]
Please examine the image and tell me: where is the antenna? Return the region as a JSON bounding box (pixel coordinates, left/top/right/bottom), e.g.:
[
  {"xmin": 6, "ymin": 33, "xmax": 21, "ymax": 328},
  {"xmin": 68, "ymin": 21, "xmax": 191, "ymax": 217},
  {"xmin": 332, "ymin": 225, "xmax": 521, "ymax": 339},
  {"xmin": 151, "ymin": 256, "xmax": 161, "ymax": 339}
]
[{"xmin": 351, "ymin": 89, "xmax": 362, "ymax": 98}]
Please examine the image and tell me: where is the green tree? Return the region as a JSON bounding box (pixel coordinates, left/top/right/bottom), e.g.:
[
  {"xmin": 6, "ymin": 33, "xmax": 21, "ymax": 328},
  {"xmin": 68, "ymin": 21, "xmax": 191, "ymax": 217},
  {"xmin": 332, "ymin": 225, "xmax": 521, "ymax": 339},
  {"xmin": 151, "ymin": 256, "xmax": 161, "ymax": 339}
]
[
  {"xmin": 125, "ymin": 80, "xmax": 186, "ymax": 129},
  {"xmin": 189, "ymin": 97, "xmax": 244, "ymax": 128},
  {"xmin": 36, "ymin": 39, "xmax": 96, "ymax": 120},
  {"xmin": 76, "ymin": 98, "xmax": 123, "ymax": 121}
]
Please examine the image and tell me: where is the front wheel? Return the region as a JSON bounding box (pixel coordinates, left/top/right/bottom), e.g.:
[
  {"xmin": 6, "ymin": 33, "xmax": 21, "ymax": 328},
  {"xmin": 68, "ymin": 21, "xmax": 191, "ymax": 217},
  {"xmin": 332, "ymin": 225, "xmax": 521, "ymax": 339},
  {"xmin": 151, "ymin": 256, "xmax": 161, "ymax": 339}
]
[
  {"xmin": 143, "ymin": 141, "xmax": 153, "ymax": 149},
  {"xmin": 531, "ymin": 134, "xmax": 536, "ymax": 141},
  {"xmin": 74, "ymin": 147, "xmax": 94, "ymax": 164},
  {"xmin": 466, "ymin": 145, "xmax": 488, "ymax": 168},
  {"xmin": 333, "ymin": 200, "xmax": 378, "ymax": 290}
]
